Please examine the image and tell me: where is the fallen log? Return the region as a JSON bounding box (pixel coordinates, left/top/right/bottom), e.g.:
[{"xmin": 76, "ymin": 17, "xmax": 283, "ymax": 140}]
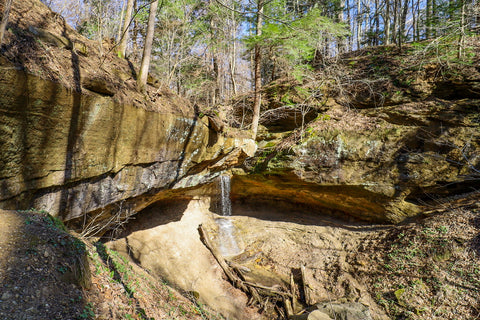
[
  {"xmin": 198, "ymin": 224, "xmax": 262, "ymax": 304},
  {"xmin": 244, "ymin": 281, "xmax": 293, "ymax": 298}
]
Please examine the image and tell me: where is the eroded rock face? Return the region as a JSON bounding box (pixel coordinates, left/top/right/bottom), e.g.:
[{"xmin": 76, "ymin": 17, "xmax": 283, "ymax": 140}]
[
  {"xmin": 0, "ymin": 57, "xmax": 255, "ymax": 224},
  {"xmin": 0, "ymin": 0, "xmax": 256, "ymax": 225},
  {"xmin": 238, "ymin": 46, "xmax": 480, "ymax": 223},
  {"xmin": 245, "ymin": 98, "xmax": 480, "ymax": 223}
]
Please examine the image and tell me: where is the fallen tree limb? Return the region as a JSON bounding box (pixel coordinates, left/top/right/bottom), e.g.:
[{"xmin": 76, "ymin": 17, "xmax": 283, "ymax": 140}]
[
  {"xmin": 198, "ymin": 224, "xmax": 307, "ymax": 319},
  {"xmin": 244, "ymin": 281, "xmax": 293, "ymax": 298},
  {"xmin": 198, "ymin": 224, "xmax": 262, "ymax": 304}
]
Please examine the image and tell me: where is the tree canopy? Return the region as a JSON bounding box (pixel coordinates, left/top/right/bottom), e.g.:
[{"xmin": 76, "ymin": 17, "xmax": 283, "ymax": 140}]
[{"xmin": 41, "ymin": 0, "xmax": 479, "ymax": 132}]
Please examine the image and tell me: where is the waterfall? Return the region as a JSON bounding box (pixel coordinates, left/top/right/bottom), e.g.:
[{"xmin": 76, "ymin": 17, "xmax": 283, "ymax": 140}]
[
  {"xmin": 220, "ymin": 175, "xmax": 232, "ymax": 216},
  {"xmin": 217, "ymin": 175, "xmax": 242, "ymax": 257}
]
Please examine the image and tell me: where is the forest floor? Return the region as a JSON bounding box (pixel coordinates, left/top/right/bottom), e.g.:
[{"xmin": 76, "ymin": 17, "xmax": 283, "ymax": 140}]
[
  {"xmin": 355, "ymin": 192, "xmax": 480, "ymax": 319},
  {"xmin": 227, "ymin": 191, "xmax": 480, "ymax": 320},
  {"xmin": 0, "ymin": 209, "xmax": 222, "ymax": 320},
  {"xmin": 0, "ymin": 190, "xmax": 478, "ymax": 320}
]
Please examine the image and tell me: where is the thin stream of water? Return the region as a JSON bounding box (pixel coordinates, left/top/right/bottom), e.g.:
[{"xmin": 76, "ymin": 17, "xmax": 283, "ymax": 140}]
[
  {"xmin": 217, "ymin": 175, "xmax": 242, "ymax": 257},
  {"xmin": 220, "ymin": 175, "xmax": 232, "ymax": 216}
]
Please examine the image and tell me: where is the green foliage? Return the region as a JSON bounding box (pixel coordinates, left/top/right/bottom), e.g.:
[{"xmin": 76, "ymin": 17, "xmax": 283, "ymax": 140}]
[
  {"xmin": 244, "ymin": 7, "xmax": 349, "ymax": 79},
  {"xmin": 280, "ymin": 93, "xmax": 294, "ymax": 106},
  {"xmin": 43, "ymin": 213, "xmax": 67, "ymax": 232},
  {"xmin": 80, "ymin": 302, "xmax": 95, "ymax": 319}
]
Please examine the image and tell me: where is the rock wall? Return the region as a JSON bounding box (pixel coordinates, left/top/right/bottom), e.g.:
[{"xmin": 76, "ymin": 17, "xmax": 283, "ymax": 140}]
[
  {"xmin": 0, "ymin": 59, "xmax": 254, "ymax": 223},
  {"xmin": 243, "ymin": 53, "xmax": 480, "ymax": 223},
  {"xmin": 242, "ymin": 98, "xmax": 480, "ymax": 223},
  {"xmin": 0, "ymin": 0, "xmax": 257, "ymax": 231}
]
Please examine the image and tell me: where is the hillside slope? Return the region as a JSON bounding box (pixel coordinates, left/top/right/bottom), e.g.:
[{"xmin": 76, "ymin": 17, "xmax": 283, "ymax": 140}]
[{"xmin": 0, "ymin": 209, "xmax": 221, "ymax": 320}]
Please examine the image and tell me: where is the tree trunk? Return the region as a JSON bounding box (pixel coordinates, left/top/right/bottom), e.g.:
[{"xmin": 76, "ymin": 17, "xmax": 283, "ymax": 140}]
[
  {"xmin": 411, "ymin": 0, "xmax": 416, "ymax": 41},
  {"xmin": 385, "ymin": 0, "xmax": 391, "ymax": 44},
  {"xmin": 251, "ymin": 0, "xmax": 264, "ymax": 139},
  {"xmin": 0, "ymin": 0, "xmax": 13, "ymax": 45},
  {"xmin": 426, "ymin": 0, "xmax": 432, "ymax": 39},
  {"xmin": 229, "ymin": 30, "xmax": 237, "ymax": 95},
  {"xmin": 212, "ymin": 54, "xmax": 220, "ymax": 105},
  {"xmin": 356, "ymin": 0, "xmax": 362, "ymax": 48},
  {"xmin": 392, "ymin": 0, "xmax": 398, "ymax": 44},
  {"xmin": 458, "ymin": 0, "xmax": 466, "ymax": 58},
  {"xmin": 208, "ymin": 0, "xmax": 221, "ymax": 105},
  {"xmin": 132, "ymin": 0, "xmax": 139, "ymax": 62},
  {"xmin": 336, "ymin": 0, "xmax": 346, "ymax": 53},
  {"xmin": 399, "ymin": 0, "xmax": 410, "ymax": 48},
  {"xmin": 97, "ymin": 1, "xmax": 103, "ymax": 56},
  {"xmin": 118, "ymin": 0, "xmax": 134, "ymax": 58},
  {"xmin": 117, "ymin": 0, "xmax": 125, "ymax": 41},
  {"xmin": 137, "ymin": 0, "xmax": 158, "ymax": 92},
  {"xmin": 375, "ymin": 0, "xmax": 380, "ymax": 45},
  {"xmin": 346, "ymin": 0, "xmax": 352, "ymax": 50},
  {"xmin": 228, "ymin": 5, "xmax": 237, "ymax": 96}
]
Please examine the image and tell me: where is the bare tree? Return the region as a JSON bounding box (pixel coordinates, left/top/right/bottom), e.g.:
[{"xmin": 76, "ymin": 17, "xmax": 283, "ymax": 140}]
[
  {"xmin": 118, "ymin": 0, "xmax": 134, "ymax": 58},
  {"xmin": 137, "ymin": 0, "xmax": 158, "ymax": 92},
  {"xmin": 385, "ymin": 0, "xmax": 391, "ymax": 44},
  {"xmin": 0, "ymin": 0, "xmax": 13, "ymax": 45},
  {"xmin": 251, "ymin": 0, "xmax": 264, "ymax": 139},
  {"xmin": 457, "ymin": 0, "xmax": 466, "ymax": 58}
]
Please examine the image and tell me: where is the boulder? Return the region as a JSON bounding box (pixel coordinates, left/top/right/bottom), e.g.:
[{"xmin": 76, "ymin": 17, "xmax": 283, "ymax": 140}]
[
  {"xmin": 315, "ymin": 302, "xmax": 372, "ymax": 320},
  {"xmin": 290, "ymin": 310, "xmax": 333, "ymax": 320}
]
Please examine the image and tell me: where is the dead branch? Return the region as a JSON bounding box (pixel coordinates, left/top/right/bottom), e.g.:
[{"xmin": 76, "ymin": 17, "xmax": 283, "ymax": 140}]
[
  {"xmin": 300, "ymin": 265, "xmax": 312, "ymax": 305},
  {"xmin": 243, "ymin": 281, "xmax": 293, "ymax": 298},
  {"xmin": 198, "ymin": 224, "xmax": 305, "ymax": 319},
  {"xmin": 198, "ymin": 224, "xmax": 262, "ymax": 304}
]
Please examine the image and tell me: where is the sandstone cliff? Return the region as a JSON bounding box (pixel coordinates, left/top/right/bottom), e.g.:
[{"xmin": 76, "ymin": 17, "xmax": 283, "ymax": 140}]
[
  {"xmin": 0, "ymin": 0, "xmax": 255, "ymax": 226},
  {"xmin": 238, "ymin": 45, "xmax": 480, "ymax": 223}
]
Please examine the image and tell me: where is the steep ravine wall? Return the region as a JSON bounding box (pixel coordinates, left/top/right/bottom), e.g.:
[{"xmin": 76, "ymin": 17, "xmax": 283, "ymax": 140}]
[
  {"xmin": 243, "ymin": 101, "xmax": 480, "ymax": 223},
  {"xmin": 244, "ymin": 75, "xmax": 480, "ymax": 223},
  {"xmin": 0, "ymin": 62, "xmax": 254, "ymax": 223}
]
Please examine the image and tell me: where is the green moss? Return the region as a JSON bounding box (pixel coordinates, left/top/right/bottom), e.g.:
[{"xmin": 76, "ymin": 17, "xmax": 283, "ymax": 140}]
[{"xmin": 44, "ymin": 213, "xmax": 68, "ymax": 232}]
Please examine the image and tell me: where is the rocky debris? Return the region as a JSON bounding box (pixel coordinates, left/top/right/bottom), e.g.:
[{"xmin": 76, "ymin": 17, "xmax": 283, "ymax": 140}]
[
  {"xmin": 315, "ymin": 302, "xmax": 372, "ymax": 320},
  {"xmin": 291, "ymin": 310, "xmax": 334, "ymax": 320},
  {"xmin": 290, "ymin": 303, "xmax": 373, "ymax": 320}
]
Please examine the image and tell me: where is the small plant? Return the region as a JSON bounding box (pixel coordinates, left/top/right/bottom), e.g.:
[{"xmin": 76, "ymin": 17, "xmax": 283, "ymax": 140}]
[
  {"xmin": 57, "ymin": 265, "xmax": 68, "ymax": 274},
  {"xmin": 437, "ymin": 225, "xmax": 448, "ymax": 234},
  {"xmin": 43, "ymin": 213, "xmax": 67, "ymax": 231},
  {"xmin": 79, "ymin": 302, "xmax": 95, "ymax": 319}
]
